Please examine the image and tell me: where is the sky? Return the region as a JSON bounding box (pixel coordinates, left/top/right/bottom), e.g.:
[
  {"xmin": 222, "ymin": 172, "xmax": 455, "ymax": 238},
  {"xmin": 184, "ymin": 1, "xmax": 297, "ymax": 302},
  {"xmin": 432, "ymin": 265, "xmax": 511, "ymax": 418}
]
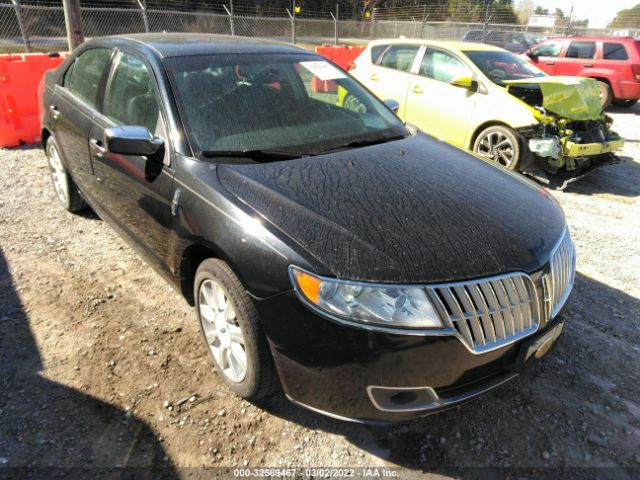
[{"xmin": 518, "ymin": 0, "xmax": 639, "ymax": 28}]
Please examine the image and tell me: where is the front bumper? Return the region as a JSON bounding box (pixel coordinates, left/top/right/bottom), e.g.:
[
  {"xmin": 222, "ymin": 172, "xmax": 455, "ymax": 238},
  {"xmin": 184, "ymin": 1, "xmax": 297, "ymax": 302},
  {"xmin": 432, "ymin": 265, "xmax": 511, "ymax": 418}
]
[
  {"xmin": 563, "ymin": 138, "xmax": 624, "ymax": 157},
  {"xmin": 254, "ymin": 291, "xmax": 564, "ymax": 423}
]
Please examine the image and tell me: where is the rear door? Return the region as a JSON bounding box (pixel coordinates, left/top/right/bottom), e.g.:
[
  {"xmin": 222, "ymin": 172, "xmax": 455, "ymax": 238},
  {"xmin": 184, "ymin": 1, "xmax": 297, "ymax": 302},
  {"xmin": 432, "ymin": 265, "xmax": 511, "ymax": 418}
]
[
  {"xmin": 404, "ymin": 47, "xmax": 477, "ymax": 147},
  {"xmin": 49, "ymin": 47, "xmax": 112, "ymax": 191},
  {"xmin": 528, "ymin": 39, "xmax": 566, "ymax": 75},
  {"xmin": 555, "ymin": 40, "xmax": 597, "ymax": 77},
  {"xmin": 357, "ymin": 44, "xmax": 421, "ymax": 118},
  {"xmin": 88, "ymin": 49, "xmax": 176, "ymax": 265}
]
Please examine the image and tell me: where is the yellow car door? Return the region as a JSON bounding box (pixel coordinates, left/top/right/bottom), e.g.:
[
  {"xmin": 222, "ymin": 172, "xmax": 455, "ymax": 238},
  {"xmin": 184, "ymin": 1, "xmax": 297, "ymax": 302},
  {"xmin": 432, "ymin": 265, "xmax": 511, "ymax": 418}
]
[
  {"xmin": 360, "ymin": 44, "xmax": 421, "ymax": 118},
  {"xmin": 403, "ymin": 48, "xmax": 479, "ymax": 147}
]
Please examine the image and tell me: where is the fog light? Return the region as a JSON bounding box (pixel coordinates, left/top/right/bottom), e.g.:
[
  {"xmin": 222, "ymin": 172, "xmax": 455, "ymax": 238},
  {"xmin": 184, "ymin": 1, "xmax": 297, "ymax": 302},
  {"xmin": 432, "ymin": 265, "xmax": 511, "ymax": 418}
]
[{"xmin": 529, "ymin": 137, "xmax": 560, "ymax": 158}]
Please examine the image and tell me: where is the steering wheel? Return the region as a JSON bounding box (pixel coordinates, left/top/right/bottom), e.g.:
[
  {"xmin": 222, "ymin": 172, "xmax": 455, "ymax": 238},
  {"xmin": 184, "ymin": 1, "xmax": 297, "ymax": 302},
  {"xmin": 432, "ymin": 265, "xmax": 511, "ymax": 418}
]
[{"xmin": 487, "ymin": 68, "xmax": 507, "ymax": 82}]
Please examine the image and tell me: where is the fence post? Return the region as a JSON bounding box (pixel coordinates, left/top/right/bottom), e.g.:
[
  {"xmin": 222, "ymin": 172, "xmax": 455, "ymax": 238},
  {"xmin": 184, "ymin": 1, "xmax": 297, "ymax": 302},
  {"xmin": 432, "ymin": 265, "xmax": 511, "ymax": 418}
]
[
  {"xmin": 481, "ymin": 0, "xmax": 491, "ymax": 43},
  {"xmin": 136, "ymin": 0, "xmax": 149, "ymax": 33},
  {"xmin": 223, "ymin": 1, "xmax": 235, "ymax": 36},
  {"xmin": 62, "ymin": 0, "xmax": 84, "ymax": 51},
  {"xmin": 11, "ymin": 0, "xmax": 31, "ymax": 53},
  {"xmin": 370, "ymin": 7, "xmax": 376, "ymax": 39},
  {"xmin": 420, "ymin": 6, "xmax": 428, "ymax": 39},
  {"xmin": 330, "ymin": 3, "xmax": 338, "ymax": 46},
  {"xmin": 286, "ymin": 1, "xmax": 296, "ymax": 44}
]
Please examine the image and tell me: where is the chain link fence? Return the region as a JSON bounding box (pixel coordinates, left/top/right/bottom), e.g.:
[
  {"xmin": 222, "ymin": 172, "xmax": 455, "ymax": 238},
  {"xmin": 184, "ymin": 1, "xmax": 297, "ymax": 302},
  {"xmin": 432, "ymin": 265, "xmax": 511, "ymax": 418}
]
[{"xmin": 0, "ymin": 1, "xmax": 634, "ymax": 54}]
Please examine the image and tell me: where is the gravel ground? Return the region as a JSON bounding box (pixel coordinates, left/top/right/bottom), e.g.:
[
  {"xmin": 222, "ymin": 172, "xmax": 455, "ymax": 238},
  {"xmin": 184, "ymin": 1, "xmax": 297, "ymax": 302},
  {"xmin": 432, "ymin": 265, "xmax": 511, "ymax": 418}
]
[{"xmin": 0, "ymin": 105, "xmax": 639, "ymax": 478}]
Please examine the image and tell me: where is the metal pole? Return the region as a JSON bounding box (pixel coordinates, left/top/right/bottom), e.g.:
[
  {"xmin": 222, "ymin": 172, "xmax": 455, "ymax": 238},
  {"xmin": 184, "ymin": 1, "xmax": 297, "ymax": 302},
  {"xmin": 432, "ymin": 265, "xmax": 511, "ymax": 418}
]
[
  {"xmin": 482, "ymin": 0, "xmax": 491, "ymax": 43},
  {"xmin": 62, "ymin": 0, "xmax": 84, "ymax": 51},
  {"xmin": 223, "ymin": 2, "xmax": 235, "ymax": 36},
  {"xmin": 370, "ymin": 7, "xmax": 376, "ymax": 39},
  {"xmin": 136, "ymin": 0, "xmax": 149, "ymax": 33},
  {"xmin": 11, "ymin": 0, "xmax": 31, "ymax": 53},
  {"xmin": 420, "ymin": 5, "xmax": 427, "ymax": 38},
  {"xmin": 564, "ymin": 5, "xmax": 573, "ymax": 36},
  {"xmin": 288, "ymin": 1, "xmax": 296, "ymax": 44},
  {"xmin": 335, "ymin": 3, "xmax": 339, "ymax": 45}
]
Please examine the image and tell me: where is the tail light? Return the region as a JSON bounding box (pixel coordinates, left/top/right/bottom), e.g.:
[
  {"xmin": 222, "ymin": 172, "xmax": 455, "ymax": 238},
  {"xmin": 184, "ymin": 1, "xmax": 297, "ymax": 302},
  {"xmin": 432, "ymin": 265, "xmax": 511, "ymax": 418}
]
[
  {"xmin": 632, "ymin": 64, "xmax": 640, "ymax": 82},
  {"xmin": 346, "ymin": 62, "xmax": 356, "ymax": 71}
]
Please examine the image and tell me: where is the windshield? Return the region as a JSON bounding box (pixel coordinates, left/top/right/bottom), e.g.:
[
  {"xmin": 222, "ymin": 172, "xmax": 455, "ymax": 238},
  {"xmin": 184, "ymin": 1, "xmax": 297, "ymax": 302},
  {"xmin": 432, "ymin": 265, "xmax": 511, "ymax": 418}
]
[
  {"xmin": 165, "ymin": 53, "xmax": 406, "ymax": 157},
  {"xmin": 463, "ymin": 50, "xmax": 546, "ymax": 86}
]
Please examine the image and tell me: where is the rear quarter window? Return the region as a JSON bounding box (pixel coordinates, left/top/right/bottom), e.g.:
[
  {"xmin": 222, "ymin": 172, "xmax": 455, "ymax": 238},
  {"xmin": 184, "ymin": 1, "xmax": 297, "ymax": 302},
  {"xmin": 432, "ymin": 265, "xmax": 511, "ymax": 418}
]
[
  {"xmin": 371, "ymin": 45, "xmax": 386, "ymax": 63},
  {"xmin": 566, "ymin": 41, "xmax": 596, "ymax": 59},
  {"xmin": 66, "ymin": 48, "xmax": 112, "ymax": 108},
  {"xmin": 375, "ymin": 45, "xmax": 420, "ymax": 72},
  {"xmin": 603, "ymin": 42, "xmax": 629, "ymax": 60}
]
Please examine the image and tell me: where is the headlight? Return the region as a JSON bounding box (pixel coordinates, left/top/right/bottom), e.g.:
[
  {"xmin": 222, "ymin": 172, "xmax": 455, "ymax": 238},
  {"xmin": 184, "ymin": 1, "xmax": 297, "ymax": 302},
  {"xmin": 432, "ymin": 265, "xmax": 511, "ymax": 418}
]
[{"xmin": 289, "ymin": 266, "xmax": 443, "ymax": 329}]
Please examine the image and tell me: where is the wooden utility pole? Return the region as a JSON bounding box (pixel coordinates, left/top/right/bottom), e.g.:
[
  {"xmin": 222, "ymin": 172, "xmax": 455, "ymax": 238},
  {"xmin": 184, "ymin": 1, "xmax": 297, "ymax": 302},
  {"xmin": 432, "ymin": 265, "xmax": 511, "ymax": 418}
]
[{"xmin": 62, "ymin": 0, "xmax": 84, "ymax": 51}]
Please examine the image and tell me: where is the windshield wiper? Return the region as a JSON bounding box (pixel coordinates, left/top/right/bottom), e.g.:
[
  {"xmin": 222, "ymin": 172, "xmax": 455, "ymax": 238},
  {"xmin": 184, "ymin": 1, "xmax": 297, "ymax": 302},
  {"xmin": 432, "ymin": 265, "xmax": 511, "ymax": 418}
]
[
  {"xmin": 200, "ymin": 149, "xmax": 306, "ymax": 161},
  {"xmin": 315, "ymin": 134, "xmax": 407, "ymax": 154}
]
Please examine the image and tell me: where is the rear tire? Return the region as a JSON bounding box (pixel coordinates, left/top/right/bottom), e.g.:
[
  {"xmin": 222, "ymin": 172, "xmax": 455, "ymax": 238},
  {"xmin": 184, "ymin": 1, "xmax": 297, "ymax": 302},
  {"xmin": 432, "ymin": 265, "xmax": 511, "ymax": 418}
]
[
  {"xmin": 194, "ymin": 258, "xmax": 279, "ymax": 400},
  {"xmin": 472, "ymin": 125, "xmax": 521, "ymax": 171},
  {"xmin": 45, "ymin": 136, "xmax": 86, "ymax": 213},
  {"xmin": 596, "ymin": 81, "xmax": 612, "ymax": 109},
  {"xmin": 612, "ymin": 99, "xmax": 638, "ymax": 109}
]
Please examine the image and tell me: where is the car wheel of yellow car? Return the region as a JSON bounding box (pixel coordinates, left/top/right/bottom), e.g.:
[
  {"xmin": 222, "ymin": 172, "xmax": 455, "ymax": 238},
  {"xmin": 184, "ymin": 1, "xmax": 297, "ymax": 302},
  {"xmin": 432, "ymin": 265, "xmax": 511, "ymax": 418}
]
[
  {"xmin": 473, "ymin": 126, "xmax": 521, "ymax": 171},
  {"xmin": 596, "ymin": 81, "xmax": 612, "ymax": 108},
  {"xmin": 344, "ymin": 94, "xmax": 367, "ymax": 113}
]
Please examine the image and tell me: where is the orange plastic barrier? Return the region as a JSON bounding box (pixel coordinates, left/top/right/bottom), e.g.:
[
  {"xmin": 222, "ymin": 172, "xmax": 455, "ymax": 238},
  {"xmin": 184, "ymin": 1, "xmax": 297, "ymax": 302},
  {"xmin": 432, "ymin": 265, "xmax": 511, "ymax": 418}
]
[
  {"xmin": 0, "ymin": 53, "xmax": 68, "ymax": 148},
  {"xmin": 313, "ymin": 45, "xmax": 366, "ymax": 93}
]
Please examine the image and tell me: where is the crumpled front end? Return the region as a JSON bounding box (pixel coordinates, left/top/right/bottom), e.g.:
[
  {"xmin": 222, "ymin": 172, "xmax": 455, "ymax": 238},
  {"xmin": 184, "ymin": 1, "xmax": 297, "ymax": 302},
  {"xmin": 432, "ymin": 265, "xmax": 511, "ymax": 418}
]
[{"xmin": 505, "ymin": 77, "xmax": 624, "ymax": 181}]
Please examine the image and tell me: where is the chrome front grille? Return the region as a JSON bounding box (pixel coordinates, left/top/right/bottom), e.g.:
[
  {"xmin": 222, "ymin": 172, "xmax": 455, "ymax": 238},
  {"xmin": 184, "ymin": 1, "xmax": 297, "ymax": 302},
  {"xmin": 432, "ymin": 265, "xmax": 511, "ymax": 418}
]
[
  {"xmin": 549, "ymin": 228, "xmax": 576, "ymax": 318},
  {"xmin": 427, "ymin": 273, "xmax": 540, "ymax": 354}
]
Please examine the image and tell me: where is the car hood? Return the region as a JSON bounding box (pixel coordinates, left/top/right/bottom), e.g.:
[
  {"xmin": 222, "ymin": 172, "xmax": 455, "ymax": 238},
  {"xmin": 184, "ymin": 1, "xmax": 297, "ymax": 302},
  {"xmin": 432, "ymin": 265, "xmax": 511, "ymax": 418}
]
[
  {"xmin": 505, "ymin": 76, "xmax": 603, "ymax": 121},
  {"xmin": 217, "ymin": 133, "xmax": 566, "ymax": 284}
]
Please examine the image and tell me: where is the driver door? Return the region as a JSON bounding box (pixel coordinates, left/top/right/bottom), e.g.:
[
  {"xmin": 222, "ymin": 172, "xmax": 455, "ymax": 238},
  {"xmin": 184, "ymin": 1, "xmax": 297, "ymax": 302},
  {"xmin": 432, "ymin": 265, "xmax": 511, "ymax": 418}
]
[
  {"xmin": 404, "ymin": 48, "xmax": 478, "ymax": 147},
  {"xmin": 89, "ymin": 49, "xmax": 176, "ymax": 266}
]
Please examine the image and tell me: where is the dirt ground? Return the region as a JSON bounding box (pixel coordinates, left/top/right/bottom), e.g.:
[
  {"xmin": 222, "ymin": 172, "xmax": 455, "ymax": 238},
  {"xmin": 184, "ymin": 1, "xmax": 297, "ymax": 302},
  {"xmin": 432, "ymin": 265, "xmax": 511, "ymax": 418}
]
[{"xmin": 1, "ymin": 105, "xmax": 639, "ymax": 478}]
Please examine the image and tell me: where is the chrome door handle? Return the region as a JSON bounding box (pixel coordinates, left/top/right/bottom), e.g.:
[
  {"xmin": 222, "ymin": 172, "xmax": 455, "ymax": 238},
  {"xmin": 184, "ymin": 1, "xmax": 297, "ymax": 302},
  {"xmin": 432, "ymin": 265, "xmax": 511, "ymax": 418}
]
[
  {"xmin": 544, "ymin": 61, "xmax": 555, "ymax": 65},
  {"xmin": 412, "ymin": 85, "xmax": 423, "ymax": 94},
  {"xmin": 583, "ymin": 63, "xmax": 593, "ymax": 67},
  {"xmin": 49, "ymin": 105, "xmax": 60, "ymax": 119},
  {"xmin": 89, "ymin": 138, "xmax": 107, "ymax": 158}
]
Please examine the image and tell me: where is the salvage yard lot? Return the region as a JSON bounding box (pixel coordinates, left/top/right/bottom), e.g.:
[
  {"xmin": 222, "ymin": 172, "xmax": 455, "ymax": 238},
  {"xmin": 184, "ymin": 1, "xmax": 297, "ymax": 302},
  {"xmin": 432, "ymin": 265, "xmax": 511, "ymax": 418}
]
[{"xmin": 0, "ymin": 105, "xmax": 639, "ymax": 475}]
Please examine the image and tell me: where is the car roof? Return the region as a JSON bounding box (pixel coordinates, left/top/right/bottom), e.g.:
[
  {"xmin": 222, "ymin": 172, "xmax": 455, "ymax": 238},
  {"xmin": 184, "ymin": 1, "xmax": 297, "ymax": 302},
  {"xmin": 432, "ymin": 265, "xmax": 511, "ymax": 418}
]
[
  {"xmin": 96, "ymin": 32, "xmax": 310, "ymax": 58},
  {"xmin": 368, "ymin": 38, "xmax": 508, "ymax": 53},
  {"xmin": 545, "ymin": 35, "xmax": 637, "ymax": 42}
]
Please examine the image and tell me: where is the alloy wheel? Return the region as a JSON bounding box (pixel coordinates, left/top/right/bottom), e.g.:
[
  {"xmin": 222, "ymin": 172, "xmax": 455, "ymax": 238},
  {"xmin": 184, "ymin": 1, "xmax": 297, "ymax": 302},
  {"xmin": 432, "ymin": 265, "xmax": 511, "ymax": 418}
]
[
  {"xmin": 476, "ymin": 131, "xmax": 516, "ymax": 168},
  {"xmin": 199, "ymin": 278, "xmax": 247, "ymax": 383},
  {"xmin": 47, "ymin": 144, "xmax": 69, "ymax": 205}
]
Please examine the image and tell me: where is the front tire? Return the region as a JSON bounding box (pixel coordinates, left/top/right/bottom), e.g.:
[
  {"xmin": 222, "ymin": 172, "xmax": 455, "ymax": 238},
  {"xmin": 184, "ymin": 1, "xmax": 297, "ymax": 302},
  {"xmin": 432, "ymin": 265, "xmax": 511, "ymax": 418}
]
[
  {"xmin": 473, "ymin": 125, "xmax": 521, "ymax": 170},
  {"xmin": 45, "ymin": 136, "xmax": 86, "ymax": 212},
  {"xmin": 194, "ymin": 258, "xmax": 278, "ymax": 400}
]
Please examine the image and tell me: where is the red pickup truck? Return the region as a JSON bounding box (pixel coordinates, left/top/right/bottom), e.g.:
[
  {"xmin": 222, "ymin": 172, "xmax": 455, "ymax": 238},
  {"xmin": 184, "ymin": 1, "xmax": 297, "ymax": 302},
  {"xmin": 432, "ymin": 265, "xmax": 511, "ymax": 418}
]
[{"xmin": 524, "ymin": 36, "xmax": 640, "ymax": 108}]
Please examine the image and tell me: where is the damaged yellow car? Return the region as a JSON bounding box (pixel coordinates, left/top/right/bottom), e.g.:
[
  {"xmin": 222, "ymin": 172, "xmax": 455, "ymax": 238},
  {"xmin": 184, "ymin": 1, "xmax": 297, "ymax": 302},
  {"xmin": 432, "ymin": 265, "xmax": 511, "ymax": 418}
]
[{"xmin": 350, "ymin": 40, "xmax": 624, "ymax": 184}]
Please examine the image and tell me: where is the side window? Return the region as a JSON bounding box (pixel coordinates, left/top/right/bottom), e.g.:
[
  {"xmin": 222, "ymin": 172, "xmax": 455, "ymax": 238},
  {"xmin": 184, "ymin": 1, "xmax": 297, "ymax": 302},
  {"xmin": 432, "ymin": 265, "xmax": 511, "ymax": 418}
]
[
  {"xmin": 566, "ymin": 41, "xmax": 596, "ymax": 59},
  {"xmin": 419, "ymin": 49, "xmax": 471, "ymax": 83},
  {"xmin": 371, "ymin": 45, "xmax": 386, "ymax": 63},
  {"xmin": 62, "ymin": 61, "xmax": 75, "ymax": 88},
  {"xmin": 67, "ymin": 48, "xmax": 111, "ymax": 107},
  {"xmin": 376, "ymin": 45, "xmax": 420, "ymax": 72},
  {"xmin": 104, "ymin": 52, "xmax": 160, "ymax": 134},
  {"xmin": 531, "ymin": 41, "xmax": 564, "ymax": 58},
  {"xmin": 603, "ymin": 42, "xmax": 629, "ymax": 60}
]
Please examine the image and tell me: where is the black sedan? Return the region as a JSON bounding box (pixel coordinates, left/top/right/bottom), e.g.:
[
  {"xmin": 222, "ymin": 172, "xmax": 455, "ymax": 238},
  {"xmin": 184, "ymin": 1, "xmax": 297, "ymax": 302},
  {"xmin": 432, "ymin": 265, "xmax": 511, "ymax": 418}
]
[{"xmin": 40, "ymin": 33, "xmax": 575, "ymax": 423}]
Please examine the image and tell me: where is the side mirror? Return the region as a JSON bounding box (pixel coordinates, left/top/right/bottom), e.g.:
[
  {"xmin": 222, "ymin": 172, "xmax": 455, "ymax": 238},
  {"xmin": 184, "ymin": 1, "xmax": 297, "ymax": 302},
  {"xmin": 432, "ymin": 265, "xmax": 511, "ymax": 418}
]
[
  {"xmin": 383, "ymin": 99, "xmax": 400, "ymax": 113},
  {"xmin": 527, "ymin": 50, "xmax": 539, "ymax": 61},
  {"xmin": 450, "ymin": 75, "xmax": 476, "ymax": 90},
  {"xmin": 104, "ymin": 126, "xmax": 164, "ymax": 157}
]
